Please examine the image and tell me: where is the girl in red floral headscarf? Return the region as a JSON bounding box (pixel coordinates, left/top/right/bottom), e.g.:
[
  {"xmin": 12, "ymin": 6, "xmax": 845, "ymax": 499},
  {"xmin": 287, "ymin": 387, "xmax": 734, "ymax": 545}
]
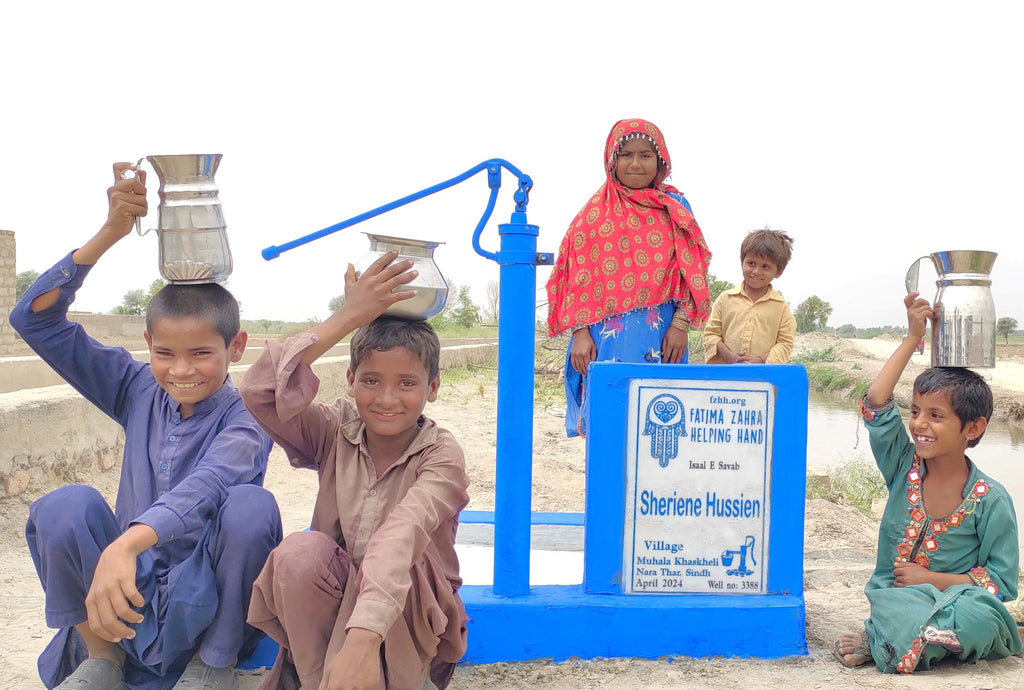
[{"xmin": 545, "ymin": 118, "xmax": 712, "ymax": 437}]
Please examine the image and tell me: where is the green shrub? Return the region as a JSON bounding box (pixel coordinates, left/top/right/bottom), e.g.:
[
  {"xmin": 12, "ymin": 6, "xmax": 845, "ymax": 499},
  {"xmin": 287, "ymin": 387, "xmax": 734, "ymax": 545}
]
[{"xmin": 807, "ymin": 455, "xmax": 888, "ymax": 517}]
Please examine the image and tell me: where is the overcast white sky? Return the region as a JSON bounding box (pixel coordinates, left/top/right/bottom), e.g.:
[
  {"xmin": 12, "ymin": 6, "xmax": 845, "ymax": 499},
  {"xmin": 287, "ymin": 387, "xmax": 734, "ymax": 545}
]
[{"xmin": 2, "ymin": 1, "xmax": 1022, "ymax": 329}]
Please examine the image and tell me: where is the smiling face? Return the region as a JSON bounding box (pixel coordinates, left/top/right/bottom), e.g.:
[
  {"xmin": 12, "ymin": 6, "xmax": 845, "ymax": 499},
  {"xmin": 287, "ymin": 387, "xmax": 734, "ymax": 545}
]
[
  {"xmin": 347, "ymin": 346, "xmax": 440, "ymax": 447},
  {"xmin": 613, "ymin": 139, "xmax": 660, "ymax": 189},
  {"xmin": 741, "ymin": 253, "xmax": 782, "ymax": 296},
  {"xmin": 909, "ymin": 390, "xmax": 985, "ymax": 463},
  {"xmin": 145, "ymin": 315, "xmax": 246, "ymax": 418}
]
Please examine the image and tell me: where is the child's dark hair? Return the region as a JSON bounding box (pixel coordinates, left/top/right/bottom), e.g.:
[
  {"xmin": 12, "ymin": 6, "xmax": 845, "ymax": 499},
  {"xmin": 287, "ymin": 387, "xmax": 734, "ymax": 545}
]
[
  {"xmin": 145, "ymin": 283, "xmax": 240, "ymax": 346},
  {"xmin": 350, "ymin": 316, "xmax": 440, "ymax": 381},
  {"xmin": 740, "ymin": 228, "xmax": 794, "ymax": 273},
  {"xmin": 914, "ymin": 367, "xmax": 993, "ymax": 447}
]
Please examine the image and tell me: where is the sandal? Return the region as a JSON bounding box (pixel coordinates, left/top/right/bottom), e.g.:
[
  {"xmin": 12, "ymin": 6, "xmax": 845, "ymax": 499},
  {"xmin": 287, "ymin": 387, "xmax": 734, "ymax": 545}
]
[
  {"xmin": 172, "ymin": 658, "xmax": 239, "ymax": 690},
  {"xmin": 833, "ymin": 636, "xmax": 872, "ymax": 668},
  {"xmin": 55, "ymin": 658, "xmax": 128, "ymax": 690}
]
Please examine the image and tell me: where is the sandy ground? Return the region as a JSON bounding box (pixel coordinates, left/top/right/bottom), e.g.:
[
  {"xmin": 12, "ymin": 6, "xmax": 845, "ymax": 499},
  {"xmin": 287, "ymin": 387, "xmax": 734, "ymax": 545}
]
[{"xmin": 3, "ymin": 334, "xmax": 1024, "ymax": 689}]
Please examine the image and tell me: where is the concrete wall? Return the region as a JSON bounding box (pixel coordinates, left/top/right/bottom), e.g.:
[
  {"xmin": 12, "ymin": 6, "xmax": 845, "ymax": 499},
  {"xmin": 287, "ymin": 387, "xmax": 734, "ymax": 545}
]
[
  {"xmin": 69, "ymin": 313, "xmax": 147, "ymax": 338},
  {"xmin": 0, "ymin": 342, "xmax": 352, "ymax": 394},
  {"xmin": 0, "ymin": 343, "xmax": 497, "ymax": 500},
  {"xmin": 0, "ymin": 230, "xmax": 15, "ymax": 355},
  {"xmin": 0, "ymin": 338, "xmax": 493, "ymax": 394}
]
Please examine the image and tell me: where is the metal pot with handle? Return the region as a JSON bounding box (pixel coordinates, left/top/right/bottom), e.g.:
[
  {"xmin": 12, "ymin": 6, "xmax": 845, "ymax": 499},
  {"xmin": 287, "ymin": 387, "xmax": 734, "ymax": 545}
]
[
  {"xmin": 121, "ymin": 154, "xmax": 232, "ymax": 284},
  {"xmin": 905, "ymin": 250, "xmax": 997, "ymax": 368}
]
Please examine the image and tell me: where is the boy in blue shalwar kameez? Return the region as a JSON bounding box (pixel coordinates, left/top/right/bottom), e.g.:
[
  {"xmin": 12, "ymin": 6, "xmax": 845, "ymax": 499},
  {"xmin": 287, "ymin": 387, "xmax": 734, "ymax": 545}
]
[{"xmin": 9, "ymin": 163, "xmax": 283, "ymax": 690}]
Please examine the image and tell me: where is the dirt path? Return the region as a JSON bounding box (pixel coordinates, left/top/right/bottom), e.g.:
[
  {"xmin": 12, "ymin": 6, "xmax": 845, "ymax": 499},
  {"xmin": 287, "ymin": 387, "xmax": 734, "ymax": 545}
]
[{"xmin": 3, "ymin": 334, "xmax": 1024, "ymax": 688}]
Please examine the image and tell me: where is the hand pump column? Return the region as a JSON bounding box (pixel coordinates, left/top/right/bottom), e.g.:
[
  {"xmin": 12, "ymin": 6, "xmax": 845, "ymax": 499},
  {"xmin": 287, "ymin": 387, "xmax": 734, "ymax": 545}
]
[{"xmin": 478, "ymin": 163, "xmax": 546, "ymax": 596}]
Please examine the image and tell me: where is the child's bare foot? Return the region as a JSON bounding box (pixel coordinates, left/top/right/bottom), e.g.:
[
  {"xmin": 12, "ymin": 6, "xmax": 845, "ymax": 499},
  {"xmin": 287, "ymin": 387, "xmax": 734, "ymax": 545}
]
[{"xmin": 834, "ymin": 631, "xmax": 872, "ymax": 668}]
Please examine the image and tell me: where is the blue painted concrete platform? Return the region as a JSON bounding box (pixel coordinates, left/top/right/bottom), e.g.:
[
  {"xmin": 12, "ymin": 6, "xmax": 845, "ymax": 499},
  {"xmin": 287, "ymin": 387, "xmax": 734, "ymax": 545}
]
[{"xmin": 461, "ymin": 585, "xmax": 806, "ymax": 662}]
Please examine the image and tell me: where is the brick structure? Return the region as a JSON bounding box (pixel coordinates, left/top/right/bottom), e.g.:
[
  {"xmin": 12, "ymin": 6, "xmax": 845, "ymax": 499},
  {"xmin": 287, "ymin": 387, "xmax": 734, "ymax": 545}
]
[{"xmin": 0, "ymin": 230, "xmax": 16, "ymax": 355}]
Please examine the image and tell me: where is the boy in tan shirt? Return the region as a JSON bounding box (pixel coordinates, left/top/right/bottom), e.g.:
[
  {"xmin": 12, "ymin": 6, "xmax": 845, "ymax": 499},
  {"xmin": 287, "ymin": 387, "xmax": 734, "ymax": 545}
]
[
  {"xmin": 703, "ymin": 228, "xmax": 796, "ymax": 364},
  {"xmin": 240, "ymin": 253, "xmax": 469, "ymax": 690}
]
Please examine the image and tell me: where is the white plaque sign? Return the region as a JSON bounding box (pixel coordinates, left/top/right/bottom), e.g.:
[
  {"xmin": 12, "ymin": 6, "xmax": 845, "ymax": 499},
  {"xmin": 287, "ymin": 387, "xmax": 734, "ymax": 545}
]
[{"xmin": 623, "ymin": 379, "xmax": 774, "ymax": 594}]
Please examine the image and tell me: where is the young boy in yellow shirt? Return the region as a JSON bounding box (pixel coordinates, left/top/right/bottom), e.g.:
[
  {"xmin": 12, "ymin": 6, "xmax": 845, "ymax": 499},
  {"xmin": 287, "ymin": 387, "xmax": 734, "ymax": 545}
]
[{"xmin": 703, "ymin": 228, "xmax": 796, "ymax": 364}]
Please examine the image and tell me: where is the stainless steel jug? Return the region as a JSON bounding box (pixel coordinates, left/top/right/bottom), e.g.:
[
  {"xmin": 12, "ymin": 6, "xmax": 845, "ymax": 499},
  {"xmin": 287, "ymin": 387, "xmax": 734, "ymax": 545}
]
[
  {"xmin": 352, "ymin": 233, "xmax": 448, "ymax": 320},
  {"xmin": 905, "ymin": 250, "xmax": 997, "ymax": 368},
  {"xmin": 122, "ymin": 154, "xmax": 232, "ymax": 284}
]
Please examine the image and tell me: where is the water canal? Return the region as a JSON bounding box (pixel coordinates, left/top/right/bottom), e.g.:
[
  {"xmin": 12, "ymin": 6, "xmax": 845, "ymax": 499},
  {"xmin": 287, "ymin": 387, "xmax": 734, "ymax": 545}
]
[{"xmin": 808, "ymin": 390, "xmax": 1024, "ymax": 552}]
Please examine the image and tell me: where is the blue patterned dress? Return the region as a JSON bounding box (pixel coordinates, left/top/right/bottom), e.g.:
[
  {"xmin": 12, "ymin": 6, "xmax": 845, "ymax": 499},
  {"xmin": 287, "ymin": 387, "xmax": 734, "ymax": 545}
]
[{"xmin": 563, "ymin": 303, "xmax": 686, "ymax": 437}]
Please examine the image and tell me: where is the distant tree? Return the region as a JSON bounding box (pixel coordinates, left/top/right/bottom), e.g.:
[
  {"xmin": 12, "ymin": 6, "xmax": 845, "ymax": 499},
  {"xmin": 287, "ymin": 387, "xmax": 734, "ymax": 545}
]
[
  {"xmin": 16, "ymin": 270, "xmax": 40, "ymax": 301},
  {"xmin": 430, "ymin": 282, "xmax": 481, "ymax": 331},
  {"xmin": 112, "ymin": 289, "xmax": 147, "ymax": 316},
  {"xmin": 328, "ymin": 294, "xmax": 345, "ymax": 313},
  {"xmin": 707, "ymin": 273, "xmax": 734, "ymax": 304},
  {"xmin": 449, "ymin": 285, "xmax": 481, "ymax": 329},
  {"xmin": 141, "ymin": 279, "xmax": 166, "ymax": 310},
  {"xmin": 997, "ymin": 316, "xmax": 1018, "ymax": 345},
  {"xmin": 794, "ymin": 295, "xmax": 832, "ymax": 333},
  {"xmin": 837, "ymin": 323, "xmax": 857, "ymax": 338},
  {"xmin": 430, "ymin": 280, "xmax": 458, "ymax": 330},
  {"xmin": 482, "ymin": 280, "xmax": 499, "ymax": 322}
]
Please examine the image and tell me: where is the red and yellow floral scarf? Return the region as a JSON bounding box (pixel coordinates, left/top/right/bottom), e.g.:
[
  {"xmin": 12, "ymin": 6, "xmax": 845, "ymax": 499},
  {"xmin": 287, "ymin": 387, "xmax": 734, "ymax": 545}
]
[{"xmin": 546, "ymin": 118, "xmax": 712, "ymax": 337}]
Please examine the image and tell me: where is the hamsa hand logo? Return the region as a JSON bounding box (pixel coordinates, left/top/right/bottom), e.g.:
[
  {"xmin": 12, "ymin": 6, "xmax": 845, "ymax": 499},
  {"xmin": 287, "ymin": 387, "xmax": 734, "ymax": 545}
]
[{"xmin": 643, "ymin": 393, "xmax": 686, "ymax": 467}]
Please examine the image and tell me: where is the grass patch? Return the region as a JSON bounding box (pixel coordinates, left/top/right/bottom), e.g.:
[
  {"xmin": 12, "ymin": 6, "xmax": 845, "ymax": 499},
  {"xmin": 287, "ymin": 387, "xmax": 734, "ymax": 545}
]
[
  {"xmin": 439, "ymin": 357, "xmax": 496, "ymax": 385},
  {"xmin": 431, "ymin": 323, "xmax": 500, "ymax": 339},
  {"xmin": 687, "ymin": 331, "xmax": 705, "ymax": 363},
  {"xmin": 807, "ymin": 455, "xmax": 888, "ymax": 517},
  {"xmin": 850, "ymin": 380, "xmax": 870, "ymax": 400},
  {"xmin": 534, "ymin": 374, "xmax": 563, "ymax": 408},
  {"xmin": 436, "ymin": 358, "xmax": 497, "ymax": 404},
  {"xmin": 805, "ymin": 365, "xmax": 852, "ymax": 392},
  {"xmin": 791, "ymin": 344, "xmax": 839, "ymax": 364},
  {"xmin": 535, "ymin": 339, "xmax": 567, "ymax": 408}
]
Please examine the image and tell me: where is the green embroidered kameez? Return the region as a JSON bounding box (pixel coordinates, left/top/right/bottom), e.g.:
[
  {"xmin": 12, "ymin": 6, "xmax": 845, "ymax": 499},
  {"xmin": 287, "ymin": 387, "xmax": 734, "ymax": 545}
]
[{"xmin": 863, "ymin": 405, "xmax": 1022, "ymax": 673}]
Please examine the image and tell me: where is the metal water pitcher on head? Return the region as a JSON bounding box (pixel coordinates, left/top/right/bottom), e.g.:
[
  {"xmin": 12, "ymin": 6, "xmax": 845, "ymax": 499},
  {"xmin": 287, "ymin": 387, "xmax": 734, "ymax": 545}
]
[
  {"xmin": 905, "ymin": 250, "xmax": 997, "ymax": 368},
  {"xmin": 352, "ymin": 233, "xmax": 449, "ymax": 320},
  {"xmin": 122, "ymin": 154, "xmax": 233, "ymax": 284}
]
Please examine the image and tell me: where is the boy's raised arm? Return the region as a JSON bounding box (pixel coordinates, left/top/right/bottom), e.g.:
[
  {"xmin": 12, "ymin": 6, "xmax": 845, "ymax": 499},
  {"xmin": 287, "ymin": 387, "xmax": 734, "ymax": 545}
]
[
  {"xmin": 300, "ymin": 252, "xmax": 417, "ymax": 366},
  {"xmin": 72, "ymin": 163, "xmax": 148, "ymax": 266},
  {"xmin": 866, "ymin": 292, "xmax": 933, "ymax": 407},
  {"xmin": 29, "ymin": 162, "xmax": 147, "ymax": 313},
  {"xmin": 241, "ymin": 252, "xmax": 420, "ymax": 466},
  {"xmin": 10, "ymin": 163, "xmax": 153, "ymax": 421}
]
